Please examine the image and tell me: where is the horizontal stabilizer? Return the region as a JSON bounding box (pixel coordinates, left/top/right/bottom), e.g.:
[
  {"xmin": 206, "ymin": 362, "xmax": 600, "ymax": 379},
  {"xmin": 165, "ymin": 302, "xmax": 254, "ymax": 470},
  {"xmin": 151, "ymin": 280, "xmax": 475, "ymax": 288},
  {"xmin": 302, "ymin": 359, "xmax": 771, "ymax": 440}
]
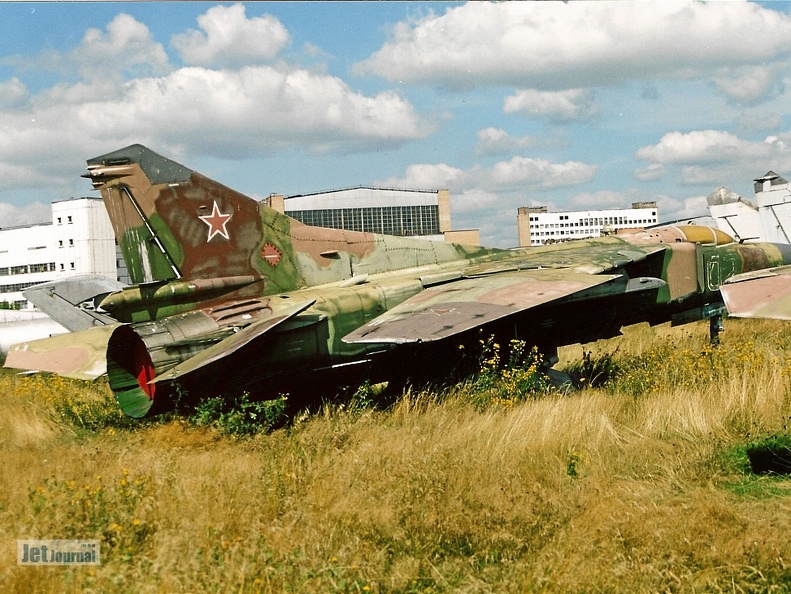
[
  {"xmin": 152, "ymin": 299, "xmax": 316, "ymax": 384},
  {"xmin": 721, "ymin": 265, "xmax": 791, "ymax": 320},
  {"xmin": 343, "ymin": 270, "xmax": 622, "ymax": 344},
  {"xmin": 4, "ymin": 323, "xmax": 121, "ymax": 380},
  {"xmin": 24, "ymin": 274, "xmax": 123, "ymax": 331}
]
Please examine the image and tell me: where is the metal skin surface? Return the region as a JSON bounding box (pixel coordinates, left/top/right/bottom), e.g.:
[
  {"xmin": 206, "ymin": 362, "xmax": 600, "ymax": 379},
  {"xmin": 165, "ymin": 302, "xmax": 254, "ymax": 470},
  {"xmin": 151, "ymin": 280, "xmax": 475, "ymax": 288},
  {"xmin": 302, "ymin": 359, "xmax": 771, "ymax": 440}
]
[
  {"xmin": 6, "ymin": 144, "xmax": 791, "ymax": 417},
  {"xmin": 721, "ymin": 265, "xmax": 791, "ymax": 320}
]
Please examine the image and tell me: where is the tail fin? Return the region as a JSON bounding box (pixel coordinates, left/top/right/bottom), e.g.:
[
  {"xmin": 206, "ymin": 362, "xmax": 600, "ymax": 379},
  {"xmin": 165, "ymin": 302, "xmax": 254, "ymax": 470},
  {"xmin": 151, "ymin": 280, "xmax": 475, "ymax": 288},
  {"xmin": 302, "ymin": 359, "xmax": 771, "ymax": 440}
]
[
  {"xmin": 84, "ymin": 144, "xmax": 495, "ymax": 296},
  {"xmin": 84, "ymin": 144, "xmax": 272, "ymax": 285}
]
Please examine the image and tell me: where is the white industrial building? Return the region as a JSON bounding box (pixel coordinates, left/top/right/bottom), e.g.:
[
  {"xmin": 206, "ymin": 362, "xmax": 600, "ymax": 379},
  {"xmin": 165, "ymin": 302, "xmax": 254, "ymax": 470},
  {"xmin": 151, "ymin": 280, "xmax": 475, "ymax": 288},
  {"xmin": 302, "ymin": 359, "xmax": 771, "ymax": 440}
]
[
  {"xmin": 0, "ymin": 197, "xmax": 119, "ymax": 311},
  {"xmin": 517, "ymin": 202, "xmax": 658, "ymax": 247}
]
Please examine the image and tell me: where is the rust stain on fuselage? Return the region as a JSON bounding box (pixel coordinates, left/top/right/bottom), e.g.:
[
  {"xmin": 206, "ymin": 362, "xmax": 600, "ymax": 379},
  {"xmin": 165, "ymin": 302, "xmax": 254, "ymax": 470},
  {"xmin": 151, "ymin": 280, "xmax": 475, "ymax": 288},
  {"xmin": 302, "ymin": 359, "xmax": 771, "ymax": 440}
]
[{"xmin": 737, "ymin": 244, "xmax": 771, "ymax": 272}]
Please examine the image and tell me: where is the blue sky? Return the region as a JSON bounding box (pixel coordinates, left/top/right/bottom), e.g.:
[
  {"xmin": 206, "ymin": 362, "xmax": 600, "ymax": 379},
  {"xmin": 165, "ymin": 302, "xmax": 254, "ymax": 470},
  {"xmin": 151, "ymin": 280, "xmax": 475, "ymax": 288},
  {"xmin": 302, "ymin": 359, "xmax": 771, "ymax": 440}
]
[{"xmin": 1, "ymin": 2, "xmax": 791, "ymax": 246}]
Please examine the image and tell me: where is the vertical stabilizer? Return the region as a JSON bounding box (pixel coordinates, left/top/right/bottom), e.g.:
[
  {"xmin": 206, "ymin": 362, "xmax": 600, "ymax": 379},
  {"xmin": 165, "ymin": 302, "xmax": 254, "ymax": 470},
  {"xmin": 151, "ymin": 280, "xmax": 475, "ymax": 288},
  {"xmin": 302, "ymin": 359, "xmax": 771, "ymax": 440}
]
[
  {"xmin": 84, "ymin": 145, "xmax": 497, "ymax": 297},
  {"xmin": 84, "ymin": 145, "xmax": 273, "ymax": 285}
]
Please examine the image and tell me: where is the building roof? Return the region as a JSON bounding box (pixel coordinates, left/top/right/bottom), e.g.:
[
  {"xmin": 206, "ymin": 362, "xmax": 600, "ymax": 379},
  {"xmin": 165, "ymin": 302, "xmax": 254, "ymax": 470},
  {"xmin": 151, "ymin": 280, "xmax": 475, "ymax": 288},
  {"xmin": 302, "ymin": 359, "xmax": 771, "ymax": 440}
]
[
  {"xmin": 0, "ymin": 221, "xmax": 53, "ymax": 232},
  {"xmin": 753, "ymin": 171, "xmax": 788, "ymax": 185},
  {"xmin": 286, "ymin": 185, "xmax": 440, "ymax": 199},
  {"xmin": 283, "ymin": 186, "xmax": 444, "ymax": 211},
  {"xmin": 51, "ymin": 196, "xmax": 104, "ymax": 204}
]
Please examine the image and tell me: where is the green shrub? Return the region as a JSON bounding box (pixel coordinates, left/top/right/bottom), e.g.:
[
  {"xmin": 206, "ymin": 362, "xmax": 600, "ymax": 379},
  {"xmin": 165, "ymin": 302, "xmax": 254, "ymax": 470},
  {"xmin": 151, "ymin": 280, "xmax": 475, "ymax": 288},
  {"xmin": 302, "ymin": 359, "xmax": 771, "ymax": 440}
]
[{"xmin": 190, "ymin": 393, "xmax": 288, "ymax": 436}]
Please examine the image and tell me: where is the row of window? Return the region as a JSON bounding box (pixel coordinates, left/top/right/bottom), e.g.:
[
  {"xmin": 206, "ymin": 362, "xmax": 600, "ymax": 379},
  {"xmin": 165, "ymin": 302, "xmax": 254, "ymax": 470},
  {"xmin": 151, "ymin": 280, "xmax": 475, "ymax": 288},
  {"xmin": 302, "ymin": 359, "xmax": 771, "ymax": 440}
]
[
  {"xmin": 0, "ymin": 261, "xmax": 79, "ymax": 285},
  {"xmin": 0, "ymin": 262, "xmax": 57, "ymax": 276},
  {"xmin": 287, "ymin": 205, "xmax": 441, "ymax": 237},
  {"xmin": 530, "ymin": 217, "xmax": 656, "ymax": 228},
  {"xmin": 531, "ymin": 219, "xmax": 655, "ymax": 230},
  {"xmin": 0, "ymin": 281, "xmax": 45, "ymax": 293},
  {"xmin": 534, "ymin": 229, "xmax": 602, "ymax": 237},
  {"xmin": 530, "ymin": 214, "xmax": 657, "ymax": 225},
  {"xmin": 530, "ymin": 222, "xmax": 670, "ymax": 244}
]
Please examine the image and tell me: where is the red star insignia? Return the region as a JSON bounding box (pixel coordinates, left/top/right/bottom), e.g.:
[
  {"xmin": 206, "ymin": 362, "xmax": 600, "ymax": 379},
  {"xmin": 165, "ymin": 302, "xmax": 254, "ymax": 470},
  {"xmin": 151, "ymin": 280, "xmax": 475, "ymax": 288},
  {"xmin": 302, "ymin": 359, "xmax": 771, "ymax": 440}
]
[
  {"xmin": 199, "ymin": 201, "xmax": 232, "ymax": 242},
  {"xmin": 262, "ymin": 242, "xmax": 282, "ymax": 267}
]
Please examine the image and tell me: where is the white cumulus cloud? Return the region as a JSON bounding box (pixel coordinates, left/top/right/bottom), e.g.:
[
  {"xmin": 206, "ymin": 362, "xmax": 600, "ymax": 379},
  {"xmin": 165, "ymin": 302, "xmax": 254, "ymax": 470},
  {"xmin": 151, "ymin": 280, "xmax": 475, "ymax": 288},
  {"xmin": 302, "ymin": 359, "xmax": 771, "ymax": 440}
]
[
  {"xmin": 0, "ymin": 77, "xmax": 28, "ymax": 108},
  {"xmin": 116, "ymin": 66, "xmax": 427, "ymax": 155},
  {"xmin": 714, "ymin": 66, "xmax": 783, "ymax": 105},
  {"xmin": 73, "ymin": 14, "xmax": 170, "ymax": 80},
  {"xmin": 487, "ymin": 156, "xmax": 597, "ymax": 190},
  {"xmin": 375, "ymin": 163, "xmax": 464, "ymax": 190},
  {"xmin": 735, "ymin": 112, "xmax": 784, "ymax": 136},
  {"xmin": 475, "ymin": 127, "xmax": 563, "ymax": 155},
  {"xmin": 656, "ymin": 195, "xmax": 709, "ymax": 221},
  {"xmin": 379, "ymin": 156, "xmax": 596, "ymax": 196},
  {"xmin": 637, "ymin": 130, "xmax": 753, "ymax": 164},
  {"xmin": 356, "ymin": 2, "xmax": 791, "ymax": 100},
  {"xmin": 504, "ymin": 89, "xmax": 598, "ymax": 122},
  {"xmin": 633, "ymin": 164, "xmax": 667, "ymax": 182},
  {"xmin": 449, "ymin": 189, "xmax": 501, "ymax": 214},
  {"xmin": 569, "ymin": 190, "xmax": 639, "ymax": 210},
  {"xmin": 636, "ymin": 130, "xmax": 791, "ymax": 186},
  {"xmin": 172, "ymin": 4, "xmax": 289, "ymax": 68},
  {"xmin": 2, "ymin": 13, "xmax": 170, "ymax": 83},
  {"xmin": 0, "ymin": 64, "xmax": 430, "ymax": 190}
]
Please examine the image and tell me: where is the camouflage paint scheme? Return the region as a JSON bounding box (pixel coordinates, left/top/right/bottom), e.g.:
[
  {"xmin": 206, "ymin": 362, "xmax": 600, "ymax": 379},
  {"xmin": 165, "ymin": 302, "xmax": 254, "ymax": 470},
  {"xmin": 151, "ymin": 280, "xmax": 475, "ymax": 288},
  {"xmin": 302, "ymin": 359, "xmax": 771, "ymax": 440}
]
[{"xmin": 7, "ymin": 145, "xmax": 791, "ymax": 417}]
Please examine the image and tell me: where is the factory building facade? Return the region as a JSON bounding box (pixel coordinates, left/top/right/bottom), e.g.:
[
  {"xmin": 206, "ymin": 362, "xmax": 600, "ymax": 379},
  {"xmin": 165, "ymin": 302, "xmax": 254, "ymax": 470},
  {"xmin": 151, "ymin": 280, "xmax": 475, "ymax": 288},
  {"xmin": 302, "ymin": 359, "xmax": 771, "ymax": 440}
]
[
  {"xmin": 0, "ymin": 197, "xmax": 119, "ymax": 310},
  {"xmin": 517, "ymin": 202, "xmax": 658, "ymax": 247}
]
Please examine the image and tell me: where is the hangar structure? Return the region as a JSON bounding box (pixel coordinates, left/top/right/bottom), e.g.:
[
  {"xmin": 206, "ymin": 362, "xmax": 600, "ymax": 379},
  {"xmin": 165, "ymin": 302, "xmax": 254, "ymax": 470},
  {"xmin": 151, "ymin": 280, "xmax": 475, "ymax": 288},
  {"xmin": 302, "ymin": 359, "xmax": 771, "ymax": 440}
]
[{"xmin": 265, "ymin": 186, "xmax": 480, "ymax": 245}]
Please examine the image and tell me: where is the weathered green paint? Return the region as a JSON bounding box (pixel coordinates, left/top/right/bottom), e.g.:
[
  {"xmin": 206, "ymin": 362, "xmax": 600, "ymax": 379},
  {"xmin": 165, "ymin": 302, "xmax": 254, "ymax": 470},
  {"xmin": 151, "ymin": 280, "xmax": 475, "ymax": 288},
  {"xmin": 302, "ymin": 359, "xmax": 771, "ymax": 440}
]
[
  {"xmin": 148, "ymin": 212, "xmax": 185, "ymax": 274},
  {"xmin": 100, "ymin": 276, "xmax": 262, "ymax": 323},
  {"xmin": 253, "ymin": 206, "xmax": 306, "ymax": 293}
]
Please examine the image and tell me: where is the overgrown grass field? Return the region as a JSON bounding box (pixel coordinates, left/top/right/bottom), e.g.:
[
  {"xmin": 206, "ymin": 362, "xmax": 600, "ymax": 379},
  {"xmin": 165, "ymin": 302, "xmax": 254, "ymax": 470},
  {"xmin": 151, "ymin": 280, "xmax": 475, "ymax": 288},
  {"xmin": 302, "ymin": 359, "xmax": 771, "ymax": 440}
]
[{"xmin": 2, "ymin": 318, "xmax": 791, "ymax": 592}]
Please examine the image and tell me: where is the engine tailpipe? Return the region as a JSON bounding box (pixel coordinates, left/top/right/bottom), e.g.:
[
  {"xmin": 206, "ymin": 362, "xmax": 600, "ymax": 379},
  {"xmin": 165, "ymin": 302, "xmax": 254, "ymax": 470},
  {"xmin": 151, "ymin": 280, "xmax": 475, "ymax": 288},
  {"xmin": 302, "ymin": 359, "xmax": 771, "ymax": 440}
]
[{"xmin": 107, "ymin": 325, "xmax": 158, "ymax": 418}]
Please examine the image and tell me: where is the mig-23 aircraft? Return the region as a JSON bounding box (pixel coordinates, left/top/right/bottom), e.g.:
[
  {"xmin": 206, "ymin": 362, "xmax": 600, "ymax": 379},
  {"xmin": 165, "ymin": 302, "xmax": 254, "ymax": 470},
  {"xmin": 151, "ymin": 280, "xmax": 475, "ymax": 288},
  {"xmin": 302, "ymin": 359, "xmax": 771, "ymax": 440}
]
[{"xmin": 6, "ymin": 144, "xmax": 791, "ymax": 418}]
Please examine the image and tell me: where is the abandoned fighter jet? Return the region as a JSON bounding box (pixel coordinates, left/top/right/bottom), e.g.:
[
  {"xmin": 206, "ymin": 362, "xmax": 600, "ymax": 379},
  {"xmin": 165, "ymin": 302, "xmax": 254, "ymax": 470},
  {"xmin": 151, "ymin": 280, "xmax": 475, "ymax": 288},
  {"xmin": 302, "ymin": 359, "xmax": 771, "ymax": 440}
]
[{"xmin": 6, "ymin": 144, "xmax": 791, "ymax": 417}]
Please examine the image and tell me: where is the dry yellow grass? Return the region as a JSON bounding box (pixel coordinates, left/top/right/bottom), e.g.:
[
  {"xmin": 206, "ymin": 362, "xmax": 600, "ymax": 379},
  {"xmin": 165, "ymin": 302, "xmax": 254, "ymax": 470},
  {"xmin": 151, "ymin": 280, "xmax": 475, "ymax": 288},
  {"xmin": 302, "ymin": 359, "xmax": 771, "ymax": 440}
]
[{"xmin": 2, "ymin": 318, "xmax": 791, "ymax": 592}]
